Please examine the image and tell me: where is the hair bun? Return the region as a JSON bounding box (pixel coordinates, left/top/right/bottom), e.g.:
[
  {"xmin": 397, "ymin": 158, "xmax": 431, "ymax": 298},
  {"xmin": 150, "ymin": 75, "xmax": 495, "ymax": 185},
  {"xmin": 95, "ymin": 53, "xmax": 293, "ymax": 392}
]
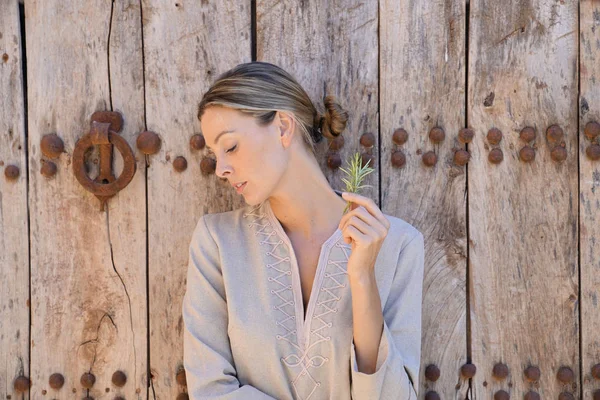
[{"xmin": 320, "ymin": 95, "xmax": 348, "ymax": 140}]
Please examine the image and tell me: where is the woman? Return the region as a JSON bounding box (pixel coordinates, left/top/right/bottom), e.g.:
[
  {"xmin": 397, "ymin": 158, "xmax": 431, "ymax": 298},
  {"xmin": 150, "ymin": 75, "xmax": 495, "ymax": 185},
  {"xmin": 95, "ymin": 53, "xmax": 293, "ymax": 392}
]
[{"xmin": 182, "ymin": 61, "xmax": 424, "ymax": 400}]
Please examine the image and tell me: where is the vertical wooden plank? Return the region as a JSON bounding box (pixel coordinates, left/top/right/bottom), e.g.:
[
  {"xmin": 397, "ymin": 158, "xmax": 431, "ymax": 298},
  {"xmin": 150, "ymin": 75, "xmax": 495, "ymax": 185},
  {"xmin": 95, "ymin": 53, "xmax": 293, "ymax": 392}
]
[
  {"xmin": 0, "ymin": 1, "xmax": 29, "ymax": 397},
  {"xmin": 26, "ymin": 0, "xmax": 147, "ymax": 398},
  {"xmin": 256, "ymin": 0, "xmax": 379, "ymax": 203},
  {"xmin": 141, "ymin": 1, "xmax": 251, "ymax": 397},
  {"xmin": 469, "ymin": 1, "xmax": 579, "ymax": 398},
  {"xmin": 380, "ymin": 1, "xmax": 468, "ymax": 398},
  {"xmin": 580, "ymin": 1, "xmax": 600, "ymax": 398}
]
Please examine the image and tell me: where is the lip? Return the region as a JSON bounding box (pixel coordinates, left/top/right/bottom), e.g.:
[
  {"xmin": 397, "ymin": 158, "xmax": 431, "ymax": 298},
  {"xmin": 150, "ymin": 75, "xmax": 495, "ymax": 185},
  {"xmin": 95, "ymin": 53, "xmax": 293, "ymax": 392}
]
[{"xmin": 234, "ymin": 181, "xmax": 247, "ymax": 193}]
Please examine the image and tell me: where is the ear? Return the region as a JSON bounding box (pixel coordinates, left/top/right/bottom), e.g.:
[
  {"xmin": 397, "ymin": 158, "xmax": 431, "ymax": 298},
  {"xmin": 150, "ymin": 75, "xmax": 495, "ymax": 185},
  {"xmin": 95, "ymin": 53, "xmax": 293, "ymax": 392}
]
[{"xmin": 276, "ymin": 111, "xmax": 295, "ymax": 148}]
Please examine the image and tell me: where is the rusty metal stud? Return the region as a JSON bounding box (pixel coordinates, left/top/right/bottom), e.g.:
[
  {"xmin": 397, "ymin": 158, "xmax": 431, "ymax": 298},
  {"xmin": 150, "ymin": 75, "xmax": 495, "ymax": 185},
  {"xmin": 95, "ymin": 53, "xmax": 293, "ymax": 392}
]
[
  {"xmin": 520, "ymin": 126, "xmax": 536, "ymax": 142},
  {"xmin": 550, "ymin": 145, "xmax": 567, "ymax": 162},
  {"xmin": 200, "ymin": 157, "xmax": 216, "ymax": 175},
  {"xmin": 424, "ymin": 364, "xmax": 440, "ymax": 381},
  {"xmin": 586, "ymin": 144, "xmax": 600, "ymax": 161},
  {"xmin": 594, "ymin": 389, "xmax": 600, "ymax": 400},
  {"xmin": 361, "ymin": 152, "xmax": 374, "ymax": 168},
  {"xmin": 558, "ymin": 392, "xmax": 574, "ymax": 400},
  {"xmin": 584, "ymin": 121, "xmax": 600, "ymax": 141},
  {"xmin": 177, "ymin": 393, "xmax": 190, "ymax": 400},
  {"xmin": 546, "ymin": 125, "xmax": 564, "ymax": 147},
  {"xmin": 519, "ymin": 146, "xmax": 535, "ymax": 162},
  {"xmin": 422, "ymin": 151, "xmax": 437, "ymax": 166},
  {"xmin": 453, "ymin": 149, "xmax": 470, "ymax": 166},
  {"xmin": 13, "ymin": 376, "xmax": 31, "ymax": 392},
  {"xmin": 189, "ymin": 134, "xmax": 205, "ymax": 150},
  {"xmin": 40, "ymin": 133, "xmax": 65, "ymax": 159},
  {"xmin": 591, "ymin": 363, "xmax": 600, "ymax": 379},
  {"xmin": 327, "ymin": 152, "xmax": 342, "ymax": 169},
  {"xmin": 329, "ymin": 135, "xmax": 344, "ymax": 151},
  {"xmin": 460, "ymin": 363, "xmax": 476, "ymax": 379},
  {"xmin": 391, "ymin": 150, "xmax": 406, "ymax": 168},
  {"xmin": 556, "ymin": 366, "xmax": 574, "ymax": 383},
  {"xmin": 173, "ymin": 156, "xmax": 187, "ymax": 172},
  {"xmin": 49, "ymin": 372, "xmax": 65, "ymax": 389},
  {"xmin": 4, "ymin": 164, "xmax": 20, "ymax": 180},
  {"xmin": 40, "ymin": 160, "xmax": 58, "ymax": 178},
  {"xmin": 80, "ymin": 372, "xmax": 96, "ymax": 389},
  {"xmin": 487, "ymin": 128, "xmax": 503, "ymax": 145},
  {"xmin": 91, "ymin": 110, "xmax": 123, "ymax": 132},
  {"xmin": 359, "ymin": 132, "xmax": 375, "ymax": 148},
  {"xmin": 488, "ymin": 148, "xmax": 503, "ymax": 164},
  {"xmin": 424, "ymin": 391, "xmax": 440, "ymax": 400},
  {"xmin": 458, "ymin": 128, "xmax": 475, "ymax": 144},
  {"xmin": 429, "ymin": 127, "xmax": 445, "ymax": 143},
  {"xmin": 492, "ymin": 362, "xmax": 509, "ymax": 379},
  {"xmin": 392, "ymin": 128, "xmax": 408, "ymax": 145},
  {"xmin": 493, "ymin": 390, "xmax": 509, "ymax": 400},
  {"xmin": 176, "ymin": 368, "xmax": 187, "ymax": 386},
  {"xmin": 136, "ymin": 131, "xmax": 161, "ymax": 155},
  {"xmin": 112, "ymin": 370, "xmax": 127, "ymax": 387},
  {"xmin": 524, "ymin": 391, "xmax": 540, "ymax": 400},
  {"xmin": 524, "ymin": 365, "xmax": 540, "ymax": 381}
]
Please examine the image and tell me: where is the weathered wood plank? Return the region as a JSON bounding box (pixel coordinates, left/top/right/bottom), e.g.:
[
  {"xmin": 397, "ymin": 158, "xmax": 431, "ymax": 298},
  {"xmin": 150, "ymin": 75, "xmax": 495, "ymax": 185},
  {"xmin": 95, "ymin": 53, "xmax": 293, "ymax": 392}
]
[
  {"xmin": 580, "ymin": 1, "xmax": 600, "ymax": 398},
  {"xmin": 257, "ymin": 0, "xmax": 379, "ymax": 204},
  {"xmin": 0, "ymin": 0, "xmax": 29, "ymax": 397},
  {"xmin": 469, "ymin": 1, "xmax": 579, "ymax": 398},
  {"xmin": 380, "ymin": 1, "xmax": 468, "ymax": 398},
  {"xmin": 26, "ymin": 0, "xmax": 147, "ymax": 398},
  {"xmin": 141, "ymin": 1, "xmax": 251, "ymax": 397}
]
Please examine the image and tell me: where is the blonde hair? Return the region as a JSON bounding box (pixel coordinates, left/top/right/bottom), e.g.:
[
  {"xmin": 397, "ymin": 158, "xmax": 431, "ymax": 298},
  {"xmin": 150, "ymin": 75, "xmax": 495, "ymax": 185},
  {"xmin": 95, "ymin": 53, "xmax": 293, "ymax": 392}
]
[{"xmin": 197, "ymin": 61, "xmax": 348, "ymax": 156}]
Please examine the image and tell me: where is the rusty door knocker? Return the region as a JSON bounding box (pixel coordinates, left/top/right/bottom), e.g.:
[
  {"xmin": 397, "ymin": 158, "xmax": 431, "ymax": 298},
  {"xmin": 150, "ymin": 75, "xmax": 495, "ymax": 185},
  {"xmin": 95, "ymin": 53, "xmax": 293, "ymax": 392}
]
[{"xmin": 72, "ymin": 111, "xmax": 136, "ymax": 211}]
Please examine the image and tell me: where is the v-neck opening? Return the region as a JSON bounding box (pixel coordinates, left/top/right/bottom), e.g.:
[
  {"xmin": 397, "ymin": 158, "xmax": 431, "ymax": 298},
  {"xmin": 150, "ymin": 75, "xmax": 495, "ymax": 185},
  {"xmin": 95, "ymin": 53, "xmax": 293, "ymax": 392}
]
[{"xmin": 262, "ymin": 193, "xmax": 344, "ymax": 351}]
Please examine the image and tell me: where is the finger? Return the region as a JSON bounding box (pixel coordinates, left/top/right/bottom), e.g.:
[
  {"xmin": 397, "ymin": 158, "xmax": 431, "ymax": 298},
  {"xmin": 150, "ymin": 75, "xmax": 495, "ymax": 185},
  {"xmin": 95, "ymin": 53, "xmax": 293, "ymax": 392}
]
[
  {"xmin": 341, "ymin": 192, "xmax": 388, "ymax": 228},
  {"xmin": 343, "ymin": 225, "xmax": 366, "ymax": 244},
  {"xmin": 340, "ymin": 207, "xmax": 386, "ymax": 236},
  {"xmin": 344, "ymin": 216, "xmax": 378, "ymax": 238}
]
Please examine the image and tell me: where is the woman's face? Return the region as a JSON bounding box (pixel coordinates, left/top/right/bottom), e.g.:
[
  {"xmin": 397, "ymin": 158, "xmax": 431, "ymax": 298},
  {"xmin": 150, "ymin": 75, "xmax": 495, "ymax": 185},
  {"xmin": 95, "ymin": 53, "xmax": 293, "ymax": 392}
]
[{"xmin": 200, "ymin": 106, "xmax": 293, "ymax": 206}]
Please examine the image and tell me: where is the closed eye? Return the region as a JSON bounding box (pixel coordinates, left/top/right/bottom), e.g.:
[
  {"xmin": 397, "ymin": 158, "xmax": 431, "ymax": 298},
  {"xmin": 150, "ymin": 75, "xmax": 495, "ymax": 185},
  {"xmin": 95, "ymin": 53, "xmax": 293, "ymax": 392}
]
[{"xmin": 226, "ymin": 145, "xmax": 237, "ymax": 153}]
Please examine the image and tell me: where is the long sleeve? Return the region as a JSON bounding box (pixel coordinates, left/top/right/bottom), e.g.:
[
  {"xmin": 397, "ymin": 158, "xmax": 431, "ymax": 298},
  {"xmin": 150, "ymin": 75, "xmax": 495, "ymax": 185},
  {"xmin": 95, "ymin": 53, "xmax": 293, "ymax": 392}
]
[
  {"xmin": 182, "ymin": 215, "xmax": 278, "ymax": 400},
  {"xmin": 349, "ymin": 231, "xmax": 425, "ymax": 400}
]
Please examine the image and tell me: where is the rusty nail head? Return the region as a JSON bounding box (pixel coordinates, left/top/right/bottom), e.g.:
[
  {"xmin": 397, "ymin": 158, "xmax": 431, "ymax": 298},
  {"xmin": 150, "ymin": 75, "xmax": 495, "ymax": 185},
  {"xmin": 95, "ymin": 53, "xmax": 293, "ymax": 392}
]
[
  {"xmin": 458, "ymin": 128, "xmax": 474, "ymax": 143},
  {"xmin": 520, "ymin": 126, "xmax": 536, "ymax": 142},
  {"xmin": 359, "ymin": 132, "xmax": 375, "ymax": 148},
  {"xmin": 584, "ymin": 121, "xmax": 600, "ymax": 141},
  {"xmin": 360, "ymin": 152, "xmax": 374, "ymax": 168},
  {"xmin": 90, "ymin": 111, "xmax": 124, "ymax": 132},
  {"xmin": 424, "ymin": 391, "xmax": 440, "ymax": 400},
  {"xmin": 524, "ymin": 391, "xmax": 541, "ymax": 400},
  {"xmin": 461, "ymin": 363, "xmax": 477, "ymax": 379},
  {"xmin": 49, "ymin": 373, "xmax": 65, "ymax": 389},
  {"xmin": 13, "ymin": 376, "xmax": 31, "ymax": 392},
  {"xmin": 176, "ymin": 368, "xmax": 187, "ymax": 386},
  {"xmin": 391, "ymin": 150, "xmax": 406, "ymax": 168},
  {"xmin": 424, "ymin": 364, "xmax": 440, "ymax": 381},
  {"xmin": 136, "ymin": 131, "xmax": 161, "ymax": 155},
  {"xmin": 112, "ymin": 370, "xmax": 127, "ymax": 387},
  {"xmin": 190, "ymin": 134, "xmax": 206, "ymax": 150},
  {"xmin": 519, "ymin": 145, "xmax": 536, "ymax": 162},
  {"xmin": 594, "ymin": 389, "xmax": 600, "ymax": 400},
  {"xmin": 177, "ymin": 393, "xmax": 190, "ymax": 400},
  {"xmin": 327, "ymin": 152, "xmax": 342, "ymax": 169},
  {"xmin": 524, "ymin": 365, "xmax": 540, "ymax": 381},
  {"xmin": 429, "ymin": 127, "xmax": 445, "ymax": 143},
  {"xmin": 493, "ymin": 389, "xmax": 509, "ymax": 400},
  {"xmin": 329, "ymin": 135, "xmax": 344, "ymax": 151},
  {"xmin": 173, "ymin": 156, "xmax": 188, "ymax": 172},
  {"xmin": 200, "ymin": 157, "xmax": 216, "ymax": 175},
  {"xmin": 487, "ymin": 127, "xmax": 503, "ymax": 145},
  {"xmin": 488, "ymin": 148, "xmax": 503, "ymax": 164},
  {"xmin": 546, "ymin": 124, "xmax": 564, "ymax": 146},
  {"xmin": 453, "ymin": 149, "xmax": 470, "ymax": 166},
  {"xmin": 551, "ymin": 146, "xmax": 567, "ymax": 162},
  {"xmin": 4, "ymin": 164, "xmax": 19, "ymax": 180},
  {"xmin": 591, "ymin": 363, "xmax": 600, "ymax": 379},
  {"xmin": 422, "ymin": 151, "xmax": 437, "ymax": 166},
  {"xmin": 80, "ymin": 372, "xmax": 96, "ymax": 389},
  {"xmin": 392, "ymin": 128, "xmax": 408, "ymax": 145},
  {"xmin": 2, "ymin": 53, "xmax": 8, "ymax": 62},
  {"xmin": 557, "ymin": 366, "xmax": 574, "ymax": 383},
  {"xmin": 558, "ymin": 392, "xmax": 575, "ymax": 400},
  {"xmin": 492, "ymin": 362, "xmax": 509, "ymax": 379},
  {"xmin": 586, "ymin": 144, "xmax": 600, "ymax": 161},
  {"xmin": 40, "ymin": 133, "xmax": 65, "ymax": 159},
  {"xmin": 41, "ymin": 160, "xmax": 58, "ymax": 178}
]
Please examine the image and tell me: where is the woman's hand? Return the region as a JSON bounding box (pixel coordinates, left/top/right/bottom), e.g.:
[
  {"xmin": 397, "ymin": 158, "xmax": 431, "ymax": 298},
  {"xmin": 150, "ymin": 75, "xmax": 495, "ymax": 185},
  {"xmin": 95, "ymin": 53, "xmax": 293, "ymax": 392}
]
[{"xmin": 338, "ymin": 192, "xmax": 391, "ymax": 278}]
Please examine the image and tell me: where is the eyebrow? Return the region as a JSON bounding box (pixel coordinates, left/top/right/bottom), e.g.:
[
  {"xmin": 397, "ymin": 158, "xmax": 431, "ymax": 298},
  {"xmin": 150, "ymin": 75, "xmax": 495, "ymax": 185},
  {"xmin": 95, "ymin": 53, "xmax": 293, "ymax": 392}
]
[{"xmin": 206, "ymin": 129, "xmax": 236, "ymax": 150}]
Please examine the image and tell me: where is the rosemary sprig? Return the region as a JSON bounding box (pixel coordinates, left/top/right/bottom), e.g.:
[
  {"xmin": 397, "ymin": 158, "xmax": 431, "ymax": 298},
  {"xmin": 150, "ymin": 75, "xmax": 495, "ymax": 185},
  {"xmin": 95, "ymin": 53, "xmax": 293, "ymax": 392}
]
[{"xmin": 339, "ymin": 151, "xmax": 375, "ymax": 214}]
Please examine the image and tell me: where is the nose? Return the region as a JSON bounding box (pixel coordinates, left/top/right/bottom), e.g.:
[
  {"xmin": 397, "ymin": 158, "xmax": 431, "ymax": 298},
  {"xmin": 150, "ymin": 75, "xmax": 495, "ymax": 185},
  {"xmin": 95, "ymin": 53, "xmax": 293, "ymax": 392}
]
[{"xmin": 215, "ymin": 158, "xmax": 232, "ymax": 179}]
